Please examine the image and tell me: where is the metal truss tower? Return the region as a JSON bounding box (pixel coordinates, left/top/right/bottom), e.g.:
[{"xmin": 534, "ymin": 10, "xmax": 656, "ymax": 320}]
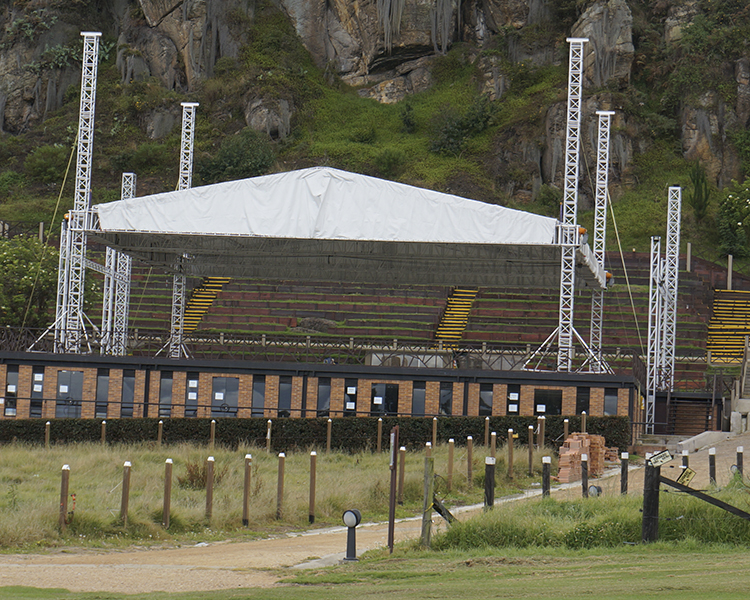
[
  {"xmin": 589, "ymin": 110, "xmax": 615, "ymax": 373},
  {"xmin": 557, "ymin": 37, "xmax": 588, "ymax": 371},
  {"xmin": 646, "ymin": 236, "xmax": 662, "ymax": 434},
  {"xmin": 169, "ymin": 102, "xmax": 199, "ymax": 359},
  {"xmin": 662, "ymin": 186, "xmax": 682, "ymax": 390},
  {"xmin": 645, "ymin": 186, "xmax": 682, "ymax": 433},
  {"xmin": 101, "ymin": 173, "xmax": 135, "ymax": 355},
  {"xmin": 54, "ymin": 32, "xmax": 101, "ymax": 353}
]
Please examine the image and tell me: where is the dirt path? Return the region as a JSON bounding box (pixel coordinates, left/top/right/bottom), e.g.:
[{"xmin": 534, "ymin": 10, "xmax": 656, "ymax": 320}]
[{"xmin": 1, "ymin": 432, "xmax": 747, "ymax": 594}]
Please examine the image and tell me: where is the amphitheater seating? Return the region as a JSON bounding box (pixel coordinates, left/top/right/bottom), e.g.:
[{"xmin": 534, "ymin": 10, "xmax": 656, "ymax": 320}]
[
  {"xmin": 434, "ymin": 287, "xmax": 478, "ymax": 348},
  {"xmin": 182, "ymin": 277, "xmax": 232, "ymax": 335},
  {"xmin": 706, "ymin": 289, "xmax": 750, "ymax": 363}
]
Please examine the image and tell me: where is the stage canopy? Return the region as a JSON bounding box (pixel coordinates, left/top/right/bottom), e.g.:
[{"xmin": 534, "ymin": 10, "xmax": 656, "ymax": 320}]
[{"xmin": 89, "ymin": 167, "xmax": 606, "ymax": 289}]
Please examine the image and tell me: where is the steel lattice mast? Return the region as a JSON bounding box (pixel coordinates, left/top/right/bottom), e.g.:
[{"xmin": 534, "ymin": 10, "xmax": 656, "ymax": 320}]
[
  {"xmin": 102, "ymin": 173, "xmax": 137, "ymax": 356},
  {"xmin": 589, "ymin": 110, "xmax": 615, "ymax": 373},
  {"xmin": 646, "ymin": 236, "xmax": 663, "ymax": 434},
  {"xmin": 54, "ymin": 32, "xmax": 101, "ymax": 353},
  {"xmin": 168, "ymin": 102, "xmax": 199, "ymax": 359},
  {"xmin": 557, "ymin": 37, "xmax": 588, "ymax": 371},
  {"xmin": 661, "ymin": 186, "xmax": 682, "ymax": 391}
]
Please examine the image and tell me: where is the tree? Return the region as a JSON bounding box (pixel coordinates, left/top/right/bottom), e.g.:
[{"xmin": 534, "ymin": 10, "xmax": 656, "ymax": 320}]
[
  {"xmin": 0, "ymin": 236, "xmax": 58, "ymax": 328},
  {"xmin": 717, "ymin": 179, "xmax": 750, "ymax": 258}
]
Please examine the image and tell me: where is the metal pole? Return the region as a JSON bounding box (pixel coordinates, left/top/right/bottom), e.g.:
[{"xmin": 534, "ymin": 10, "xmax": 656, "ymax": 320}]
[
  {"xmin": 387, "ymin": 426, "xmax": 399, "ymax": 554},
  {"xmin": 542, "ymin": 456, "xmax": 551, "ymax": 497},
  {"xmin": 682, "ymin": 450, "xmax": 689, "ymax": 469}
]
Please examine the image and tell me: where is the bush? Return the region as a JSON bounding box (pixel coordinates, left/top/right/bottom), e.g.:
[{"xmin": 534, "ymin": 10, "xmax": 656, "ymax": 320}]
[
  {"xmin": 24, "ymin": 144, "xmax": 70, "ymax": 183},
  {"xmin": 112, "ymin": 142, "xmax": 173, "ymax": 176},
  {"xmin": 198, "ymin": 128, "xmax": 275, "ymax": 184}
]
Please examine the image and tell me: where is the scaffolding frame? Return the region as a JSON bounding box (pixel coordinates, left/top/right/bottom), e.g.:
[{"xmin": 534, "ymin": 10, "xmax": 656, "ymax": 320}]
[{"xmin": 662, "ymin": 186, "xmax": 682, "ymax": 391}]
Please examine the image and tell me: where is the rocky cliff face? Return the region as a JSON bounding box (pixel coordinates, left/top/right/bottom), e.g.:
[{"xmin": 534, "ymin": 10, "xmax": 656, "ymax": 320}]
[{"xmin": 0, "ymin": 0, "xmax": 746, "ymax": 198}]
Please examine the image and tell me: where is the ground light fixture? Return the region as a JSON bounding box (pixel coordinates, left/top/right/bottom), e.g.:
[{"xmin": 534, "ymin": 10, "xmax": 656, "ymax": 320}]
[{"xmin": 343, "ymin": 508, "xmax": 362, "ymax": 562}]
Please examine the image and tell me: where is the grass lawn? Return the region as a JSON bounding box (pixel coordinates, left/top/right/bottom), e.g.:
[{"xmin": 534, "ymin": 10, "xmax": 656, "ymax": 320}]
[{"xmin": 2, "ymin": 544, "xmax": 750, "ymax": 599}]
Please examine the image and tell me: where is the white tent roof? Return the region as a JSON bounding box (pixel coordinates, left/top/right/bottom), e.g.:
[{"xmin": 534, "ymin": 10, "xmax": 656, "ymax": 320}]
[
  {"xmin": 96, "ymin": 166, "xmax": 557, "ymax": 245},
  {"xmin": 91, "ymin": 167, "xmax": 605, "ymax": 289}
]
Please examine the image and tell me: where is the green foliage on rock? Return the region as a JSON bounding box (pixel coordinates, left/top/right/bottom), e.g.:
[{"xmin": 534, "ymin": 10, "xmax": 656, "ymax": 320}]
[{"xmin": 717, "ymin": 179, "xmax": 750, "ymax": 258}]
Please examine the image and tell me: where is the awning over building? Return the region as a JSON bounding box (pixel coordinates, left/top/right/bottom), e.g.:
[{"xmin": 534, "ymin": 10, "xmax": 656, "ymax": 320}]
[{"xmin": 90, "ymin": 167, "xmax": 606, "ymax": 289}]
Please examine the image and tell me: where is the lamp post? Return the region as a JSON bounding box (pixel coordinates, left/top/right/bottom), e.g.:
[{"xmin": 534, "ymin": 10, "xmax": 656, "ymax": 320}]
[{"xmin": 343, "ymin": 509, "xmax": 362, "ymax": 562}]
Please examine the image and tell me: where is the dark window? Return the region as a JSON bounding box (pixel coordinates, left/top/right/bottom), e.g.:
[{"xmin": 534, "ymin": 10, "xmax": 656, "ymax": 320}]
[
  {"xmin": 4, "ymin": 365, "xmax": 18, "ymax": 417},
  {"xmin": 534, "ymin": 389, "xmax": 562, "ymax": 416},
  {"xmin": 576, "ymin": 387, "xmax": 590, "ymax": 415},
  {"xmin": 252, "ymin": 375, "xmax": 265, "ymax": 417},
  {"xmin": 344, "ymin": 378, "xmax": 357, "ymax": 417},
  {"xmin": 56, "ymin": 370, "xmax": 83, "ymax": 418},
  {"xmin": 371, "ymin": 383, "xmax": 399, "ymax": 416},
  {"xmin": 95, "ymin": 369, "xmax": 109, "ymax": 419},
  {"xmin": 604, "ymin": 388, "xmax": 619, "ymax": 416},
  {"xmin": 317, "ymin": 377, "xmax": 331, "ymax": 417},
  {"xmin": 185, "ymin": 372, "xmax": 199, "ymax": 418},
  {"xmin": 30, "ymin": 366, "xmax": 45, "ymax": 418},
  {"xmin": 439, "ymin": 382, "xmax": 453, "ymax": 416},
  {"xmin": 159, "ymin": 371, "xmax": 173, "ymax": 418},
  {"xmin": 278, "ymin": 376, "xmax": 292, "ymax": 418},
  {"xmin": 121, "ymin": 370, "xmax": 136, "ymax": 418},
  {"xmin": 412, "ymin": 381, "xmax": 426, "ymax": 416},
  {"xmin": 212, "ymin": 377, "xmax": 239, "ymax": 418},
  {"xmin": 479, "ymin": 383, "xmax": 493, "ymax": 416},
  {"xmin": 506, "ymin": 384, "xmax": 520, "ymax": 414}
]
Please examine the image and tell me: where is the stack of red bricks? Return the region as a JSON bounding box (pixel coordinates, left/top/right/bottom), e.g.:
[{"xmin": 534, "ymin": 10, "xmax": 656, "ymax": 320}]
[{"xmin": 556, "ymin": 433, "xmax": 606, "ymax": 483}]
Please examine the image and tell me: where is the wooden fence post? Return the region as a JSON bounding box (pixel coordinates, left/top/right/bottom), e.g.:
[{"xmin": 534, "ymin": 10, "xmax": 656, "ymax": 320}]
[
  {"xmin": 507, "ymin": 429, "xmax": 514, "ymax": 479},
  {"xmin": 242, "ymin": 454, "xmax": 252, "ymax": 527},
  {"xmin": 447, "ymin": 438, "xmax": 454, "ymax": 492},
  {"xmin": 377, "ymin": 418, "xmax": 383, "ymax": 453},
  {"xmin": 276, "ymin": 452, "xmax": 285, "ymax": 519},
  {"xmin": 326, "ymin": 418, "xmax": 332, "ymax": 453},
  {"xmin": 490, "ymin": 431, "xmax": 497, "ymax": 459},
  {"xmin": 581, "ymin": 411, "xmax": 587, "ymax": 433},
  {"xmin": 163, "ymin": 458, "xmax": 173, "ymax": 528},
  {"xmin": 581, "ymin": 453, "xmax": 589, "ymax": 498},
  {"xmin": 101, "ymin": 420, "xmax": 107, "ymax": 445},
  {"xmin": 425, "ymin": 441, "xmax": 432, "ymax": 458},
  {"xmin": 397, "ymin": 446, "xmax": 406, "ymax": 505},
  {"xmin": 484, "ymin": 416, "xmax": 490, "ymax": 447},
  {"xmin": 120, "ymin": 461, "xmax": 131, "ymax": 525},
  {"xmin": 738, "ymin": 446, "xmax": 744, "ymax": 476},
  {"xmin": 682, "ymin": 450, "xmax": 689, "ymax": 469},
  {"xmin": 539, "ymin": 416, "xmax": 546, "ymax": 448},
  {"xmin": 432, "ymin": 417, "xmax": 438, "ymax": 448},
  {"xmin": 45, "ymin": 421, "xmax": 50, "ymax": 449},
  {"xmin": 266, "ymin": 419, "xmax": 272, "ymax": 453},
  {"xmin": 206, "ymin": 456, "xmax": 215, "ymax": 520},
  {"xmin": 157, "ymin": 420, "xmax": 163, "ymax": 445},
  {"xmin": 709, "ymin": 447, "xmax": 717, "ymax": 485},
  {"xmin": 467, "ymin": 436, "xmax": 474, "ymax": 487},
  {"xmin": 421, "ymin": 455, "xmax": 434, "ymax": 547},
  {"xmin": 563, "ymin": 418, "xmax": 569, "ymax": 441},
  {"xmin": 621, "ymin": 452, "xmax": 629, "ymax": 495},
  {"xmin": 528, "ymin": 425, "xmax": 534, "ymax": 476},
  {"xmin": 309, "ymin": 451, "xmax": 317, "ymax": 524},
  {"xmin": 210, "ymin": 419, "xmax": 216, "ymax": 449},
  {"xmin": 542, "ymin": 456, "xmax": 551, "ymax": 497},
  {"xmin": 59, "ymin": 464, "xmax": 70, "ymax": 531}
]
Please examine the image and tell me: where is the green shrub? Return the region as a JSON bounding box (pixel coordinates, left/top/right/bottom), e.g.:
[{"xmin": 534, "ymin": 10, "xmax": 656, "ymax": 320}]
[
  {"xmin": 24, "ymin": 144, "xmax": 70, "ymax": 183},
  {"xmin": 374, "ymin": 147, "xmax": 405, "ymax": 179},
  {"xmin": 112, "ymin": 142, "xmax": 173, "ymax": 176},
  {"xmin": 198, "ymin": 128, "xmax": 275, "ymax": 184}
]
